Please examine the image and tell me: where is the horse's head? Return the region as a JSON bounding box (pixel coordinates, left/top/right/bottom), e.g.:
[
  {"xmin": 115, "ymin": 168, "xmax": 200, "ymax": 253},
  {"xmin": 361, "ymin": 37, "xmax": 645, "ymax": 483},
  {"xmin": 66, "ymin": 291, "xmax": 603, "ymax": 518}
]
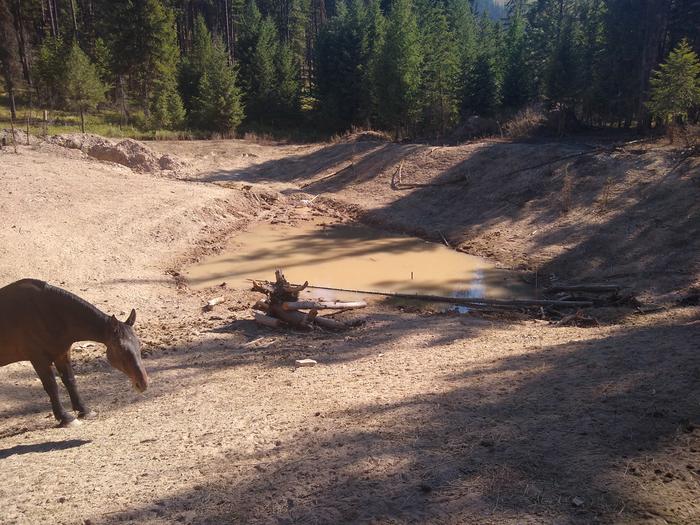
[{"xmin": 105, "ymin": 309, "xmax": 149, "ymax": 392}]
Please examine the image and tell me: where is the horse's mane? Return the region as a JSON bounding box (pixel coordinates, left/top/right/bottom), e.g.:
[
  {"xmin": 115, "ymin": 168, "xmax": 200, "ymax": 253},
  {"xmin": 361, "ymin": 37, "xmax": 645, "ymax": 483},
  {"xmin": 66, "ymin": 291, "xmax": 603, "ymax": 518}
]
[{"xmin": 42, "ymin": 281, "xmax": 109, "ymax": 322}]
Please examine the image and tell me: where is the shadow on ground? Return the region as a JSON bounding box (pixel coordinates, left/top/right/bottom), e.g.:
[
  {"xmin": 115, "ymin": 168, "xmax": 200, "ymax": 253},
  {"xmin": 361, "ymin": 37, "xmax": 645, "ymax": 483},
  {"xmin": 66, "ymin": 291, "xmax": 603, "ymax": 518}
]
[
  {"xmin": 95, "ymin": 310, "xmax": 700, "ymax": 524},
  {"xmin": 0, "ymin": 439, "xmax": 91, "ymax": 459},
  {"xmin": 198, "ymin": 138, "xmax": 699, "ymax": 295},
  {"xmin": 0, "ymin": 310, "xmax": 502, "ymax": 436}
]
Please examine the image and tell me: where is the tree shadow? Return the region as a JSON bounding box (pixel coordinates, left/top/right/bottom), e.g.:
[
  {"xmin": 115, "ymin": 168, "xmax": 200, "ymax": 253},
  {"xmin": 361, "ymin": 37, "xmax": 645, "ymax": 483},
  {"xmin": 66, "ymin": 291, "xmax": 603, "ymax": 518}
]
[
  {"xmin": 0, "ymin": 309, "xmax": 505, "ymax": 437},
  {"xmin": 209, "ymin": 137, "xmax": 698, "ymax": 294},
  {"xmin": 94, "ymin": 311, "xmax": 700, "ymax": 524},
  {"xmin": 192, "ymin": 140, "xmax": 424, "ymax": 194}
]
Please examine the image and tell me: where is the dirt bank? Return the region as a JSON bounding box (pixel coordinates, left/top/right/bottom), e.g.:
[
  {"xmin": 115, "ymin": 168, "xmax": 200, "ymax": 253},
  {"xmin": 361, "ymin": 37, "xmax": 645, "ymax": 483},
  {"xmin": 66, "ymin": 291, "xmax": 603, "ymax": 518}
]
[
  {"xmin": 0, "ymin": 135, "xmax": 698, "ymax": 524},
  {"xmin": 182, "ymin": 135, "xmax": 698, "ymax": 299}
]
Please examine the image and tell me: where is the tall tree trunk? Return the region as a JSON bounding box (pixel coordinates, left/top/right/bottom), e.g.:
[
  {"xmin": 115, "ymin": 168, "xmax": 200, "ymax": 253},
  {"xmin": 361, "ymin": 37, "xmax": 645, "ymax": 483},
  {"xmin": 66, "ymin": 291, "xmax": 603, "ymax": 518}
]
[
  {"xmin": 68, "ymin": 0, "xmax": 78, "ymax": 39},
  {"xmin": 8, "ymin": 86, "xmax": 17, "ymax": 120},
  {"xmin": 119, "ymin": 75, "xmax": 128, "ymax": 127},
  {"xmin": 223, "ymin": 0, "xmax": 232, "ymax": 63},
  {"xmin": 12, "ymin": 0, "xmax": 32, "ymax": 87},
  {"xmin": 40, "ymin": 0, "xmax": 47, "ymax": 30},
  {"xmin": 53, "ymin": 0, "xmax": 60, "ymax": 35},
  {"xmin": 79, "ymin": 107, "xmax": 85, "ymax": 133},
  {"xmin": 47, "ymin": 0, "xmax": 57, "ymax": 37},
  {"xmin": 556, "ymin": 0, "xmax": 564, "ymax": 41}
]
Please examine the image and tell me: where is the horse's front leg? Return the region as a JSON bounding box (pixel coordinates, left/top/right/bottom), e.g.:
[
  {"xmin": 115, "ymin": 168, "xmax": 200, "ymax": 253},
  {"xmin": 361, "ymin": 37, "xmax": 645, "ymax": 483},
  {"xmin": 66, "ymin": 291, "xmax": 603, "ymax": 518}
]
[
  {"xmin": 55, "ymin": 350, "xmax": 96, "ymax": 420},
  {"xmin": 31, "ymin": 357, "xmax": 79, "ymax": 427}
]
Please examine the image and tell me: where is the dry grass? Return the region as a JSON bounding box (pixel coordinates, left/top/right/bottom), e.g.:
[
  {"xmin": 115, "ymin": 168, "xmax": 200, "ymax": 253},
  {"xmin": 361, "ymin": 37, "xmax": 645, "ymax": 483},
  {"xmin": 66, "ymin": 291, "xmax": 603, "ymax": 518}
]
[
  {"xmin": 329, "ymin": 126, "xmax": 393, "ymax": 144},
  {"xmin": 503, "ymin": 106, "xmax": 547, "ymax": 139},
  {"xmin": 241, "ymin": 130, "xmax": 279, "ymax": 144}
]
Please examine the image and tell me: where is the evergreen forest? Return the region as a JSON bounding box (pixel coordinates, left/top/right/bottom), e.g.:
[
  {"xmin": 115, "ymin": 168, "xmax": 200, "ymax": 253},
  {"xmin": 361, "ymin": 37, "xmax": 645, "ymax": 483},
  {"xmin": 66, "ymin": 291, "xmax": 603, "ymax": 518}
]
[{"xmin": 1, "ymin": 0, "xmax": 699, "ymax": 138}]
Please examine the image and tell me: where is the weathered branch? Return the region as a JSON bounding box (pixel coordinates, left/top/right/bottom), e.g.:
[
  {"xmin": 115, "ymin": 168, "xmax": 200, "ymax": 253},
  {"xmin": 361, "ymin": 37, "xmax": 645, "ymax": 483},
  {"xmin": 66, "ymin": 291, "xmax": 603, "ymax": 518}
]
[
  {"xmin": 282, "ymin": 300, "xmax": 367, "ymax": 311},
  {"xmin": 253, "ymin": 310, "xmax": 281, "ymax": 328},
  {"xmin": 302, "ymin": 284, "xmax": 593, "ymax": 308},
  {"xmin": 269, "ymin": 304, "xmax": 314, "ymax": 330},
  {"xmin": 545, "ymin": 284, "xmax": 622, "ymax": 294}
]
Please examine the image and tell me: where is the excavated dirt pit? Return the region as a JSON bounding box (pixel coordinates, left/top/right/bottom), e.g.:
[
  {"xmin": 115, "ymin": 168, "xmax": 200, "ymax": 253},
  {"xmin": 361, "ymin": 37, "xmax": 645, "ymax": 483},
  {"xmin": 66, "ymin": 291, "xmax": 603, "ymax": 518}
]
[{"xmin": 183, "ymin": 219, "xmax": 528, "ymax": 307}]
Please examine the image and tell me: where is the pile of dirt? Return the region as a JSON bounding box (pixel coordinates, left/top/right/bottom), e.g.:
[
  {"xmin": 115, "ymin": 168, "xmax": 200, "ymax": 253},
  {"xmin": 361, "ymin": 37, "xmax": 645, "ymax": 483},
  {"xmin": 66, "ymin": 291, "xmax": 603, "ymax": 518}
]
[
  {"xmin": 337, "ymin": 130, "xmax": 391, "ymax": 143},
  {"xmin": 1, "ymin": 128, "xmax": 41, "ymax": 147},
  {"xmin": 48, "ymin": 133, "xmax": 185, "ymax": 173}
]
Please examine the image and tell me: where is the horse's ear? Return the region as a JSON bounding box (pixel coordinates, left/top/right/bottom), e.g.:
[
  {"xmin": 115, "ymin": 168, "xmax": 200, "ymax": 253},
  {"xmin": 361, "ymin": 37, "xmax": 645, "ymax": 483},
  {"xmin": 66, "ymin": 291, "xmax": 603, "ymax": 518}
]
[
  {"xmin": 109, "ymin": 314, "xmax": 119, "ymax": 332},
  {"xmin": 125, "ymin": 309, "xmax": 136, "ymax": 327}
]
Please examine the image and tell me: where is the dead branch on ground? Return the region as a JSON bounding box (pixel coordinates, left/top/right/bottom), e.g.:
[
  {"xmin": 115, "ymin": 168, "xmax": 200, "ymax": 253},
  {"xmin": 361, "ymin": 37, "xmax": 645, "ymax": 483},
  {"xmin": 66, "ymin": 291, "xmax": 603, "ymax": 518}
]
[{"xmin": 251, "ymin": 270, "xmax": 365, "ymax": 330}]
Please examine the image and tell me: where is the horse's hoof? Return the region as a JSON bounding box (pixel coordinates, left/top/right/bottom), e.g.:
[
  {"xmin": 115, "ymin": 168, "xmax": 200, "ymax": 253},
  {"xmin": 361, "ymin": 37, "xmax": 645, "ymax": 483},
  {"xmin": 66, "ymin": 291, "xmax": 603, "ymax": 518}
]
[
  {"xmin": 59, "ymin": 418, "xmax": 82, "ymax": 428},
  {"xmin": 78, "ymin": 409, "xmax": 97, "ymax": 420}
]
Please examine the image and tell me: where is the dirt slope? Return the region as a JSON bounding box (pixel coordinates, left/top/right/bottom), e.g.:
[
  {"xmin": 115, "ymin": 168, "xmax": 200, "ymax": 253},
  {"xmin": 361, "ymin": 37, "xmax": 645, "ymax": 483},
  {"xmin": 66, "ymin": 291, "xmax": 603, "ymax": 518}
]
[
  {"xmin": 0, "ymin": 136, "xmax": 698, "ymax": 525},
  {"xmin": 186, "ymin": 136, "xmax": 699, "ymax": 299}
]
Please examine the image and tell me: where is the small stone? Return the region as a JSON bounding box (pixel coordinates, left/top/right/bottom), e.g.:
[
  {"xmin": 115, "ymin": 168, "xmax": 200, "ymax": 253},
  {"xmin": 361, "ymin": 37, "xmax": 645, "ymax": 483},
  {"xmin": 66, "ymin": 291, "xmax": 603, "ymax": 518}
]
[
  {"xmin": 572, "ymin": 496, "xmax": 584, "ymax": 507},
  {"xmin": 295, "ymin": 359, "xmax": 317, "ymax": 367}
]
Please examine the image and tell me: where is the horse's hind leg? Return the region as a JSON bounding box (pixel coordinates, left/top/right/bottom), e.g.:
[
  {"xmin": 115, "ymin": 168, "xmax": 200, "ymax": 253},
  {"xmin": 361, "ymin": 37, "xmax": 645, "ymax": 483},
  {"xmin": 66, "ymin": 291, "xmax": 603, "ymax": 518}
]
[
  {"xmin": 31, "ymin": 357, "xmax": 78, "ymax": 427},
  {"xmin": 55, "ymin": 350, "xmax": 95, "ymax": 419}
]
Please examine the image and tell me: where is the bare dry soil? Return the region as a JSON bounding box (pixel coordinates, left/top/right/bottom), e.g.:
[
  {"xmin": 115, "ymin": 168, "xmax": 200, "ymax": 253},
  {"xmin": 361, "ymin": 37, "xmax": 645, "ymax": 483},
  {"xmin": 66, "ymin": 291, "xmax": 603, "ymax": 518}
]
[{"xmin": 0, "ymin": 134, "xmax": 698, "ymax": 524}]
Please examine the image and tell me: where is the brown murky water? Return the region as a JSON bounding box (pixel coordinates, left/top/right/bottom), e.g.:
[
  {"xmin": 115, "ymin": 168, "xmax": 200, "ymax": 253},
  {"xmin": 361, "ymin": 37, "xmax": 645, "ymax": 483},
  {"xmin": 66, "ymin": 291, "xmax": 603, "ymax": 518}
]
[{"xmin": 185, "ymin": 220, "xmax": 523, "ymax": 302}]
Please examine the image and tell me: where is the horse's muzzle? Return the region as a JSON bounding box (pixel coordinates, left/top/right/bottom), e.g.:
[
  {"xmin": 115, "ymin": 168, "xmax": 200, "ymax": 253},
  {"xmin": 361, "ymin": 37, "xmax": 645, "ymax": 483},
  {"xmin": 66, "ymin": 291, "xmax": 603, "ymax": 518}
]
[{"xmin": 132, "ymin": 371, "xmax": 149, "ymax": 393}]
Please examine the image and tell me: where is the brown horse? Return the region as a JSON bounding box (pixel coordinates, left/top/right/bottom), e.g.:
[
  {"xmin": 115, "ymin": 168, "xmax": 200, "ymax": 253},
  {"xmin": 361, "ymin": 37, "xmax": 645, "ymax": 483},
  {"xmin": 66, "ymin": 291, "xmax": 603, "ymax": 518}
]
[{"xmin": 0, "ymin": 279, "xmax": 149, "ymax": 427}]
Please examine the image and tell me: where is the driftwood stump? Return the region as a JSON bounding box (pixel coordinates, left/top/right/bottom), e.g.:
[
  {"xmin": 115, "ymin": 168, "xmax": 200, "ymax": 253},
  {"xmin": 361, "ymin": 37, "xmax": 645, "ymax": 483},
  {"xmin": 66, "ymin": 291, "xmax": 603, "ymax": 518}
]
[{"xmin": 251, "ymin": 270, "xmax": 363, "ymax": 330}]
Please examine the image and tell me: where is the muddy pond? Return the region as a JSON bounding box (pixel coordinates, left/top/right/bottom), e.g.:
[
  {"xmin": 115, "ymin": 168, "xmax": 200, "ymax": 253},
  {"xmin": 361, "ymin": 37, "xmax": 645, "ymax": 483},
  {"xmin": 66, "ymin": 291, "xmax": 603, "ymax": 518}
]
[{"xmin": 185, "ymin": 220, "xmax": 525, "ymax": 304}]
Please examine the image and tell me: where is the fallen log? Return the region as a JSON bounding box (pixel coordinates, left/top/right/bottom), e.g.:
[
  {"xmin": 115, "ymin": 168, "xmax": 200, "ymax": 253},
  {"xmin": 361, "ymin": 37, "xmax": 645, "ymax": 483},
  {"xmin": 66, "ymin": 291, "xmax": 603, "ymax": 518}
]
[
  {"xmin": 282, "ymin": 300, "xmax": 367, "ymax": 311},
  {"xmin": 298, "ymin": 285, "xmax": 594, "ymax": 308},
  {"xmin": 253, "ymin": 310, "xmax": 281, "ymax": 328},
  {"xmin": 269, "ymin": 304, "xmax": 315, "ymax": 330},
  {"xmin": 545, "ymin": 284, "xmax": 622, "ymax": 294}
]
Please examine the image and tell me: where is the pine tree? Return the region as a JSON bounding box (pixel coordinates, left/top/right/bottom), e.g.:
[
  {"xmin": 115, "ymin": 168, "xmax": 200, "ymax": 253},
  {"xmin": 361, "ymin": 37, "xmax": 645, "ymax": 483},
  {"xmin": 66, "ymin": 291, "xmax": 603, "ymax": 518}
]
[
  {"xmin": 238, "ymin": 2, "xmax": 279, "ymax": 121},
  {"xmin": 419, "ymin": 3, "xmax": 459, "ymax": 135},
  {"xmin": 196, "ymin": 37, "xmax": 245, "ymax": 135},
  {"xmin": 578, "ymin": 0, "xmax": 606, "ymax": 124},
  {"xmin": 105, "ymin": 0, "xmax": 184, "ymax": 128},
  {"xmin": 446, "ymin": 0, "xmax": 478, "ymax": 120},
  {"xmin": 314, "ymin": 0, "xmax": 369, "ymax": 129},
  {"xmin": 63, "ymin": 41, "xmax": 107, "ymax": 132},
  {"xmin": 237, "ymin": 0, "xmax": 263, "ymax": 96},
  {"xmin": 546, "ymin": 15, "xmax": 581, "ymax": 111},
  {"xmin": 284, "ymin": 0, "xmax": 309, "ymax": 95},
  {"xmin": 647, "ymin": 39, "xmax": 700, "ymax": 125},
  {"xmin": 274, "ymin": 41, "xmax": 299, "ymax": 118},
  {"xmin": 376, "ymin": 0, "xmax": 422, "ymax": 137},
  {"xmin": 34, "ymin": 36, "xmax": 67, "ymax": 110},
  {"xmin": 360, "ymin": 0, "xmax": 385, "ymax": 126},
  {"xmin": 92, "ymin": 37, "xmax": 113, "ymax": 85},
  {"xmin": 525, "ymin": 0, "xmax": 563, "ymax": 100},
  {"xmin": 501, "ymin": 1, "xmax": 530, "ymax": 110},
  {"xmin": 462, "ymin": 14, "xmax": 501, "ymax": 117},
  {"xmin": 143, "ymin": 0, "xmax": 185, "ymax": 129},
  {"xmin": 249, "ymin": 16, "xmax": 278, "ymax": 119},
  {"xmin": 180, "ymin": 15, "xmax": 215, "ymax": 125}
]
